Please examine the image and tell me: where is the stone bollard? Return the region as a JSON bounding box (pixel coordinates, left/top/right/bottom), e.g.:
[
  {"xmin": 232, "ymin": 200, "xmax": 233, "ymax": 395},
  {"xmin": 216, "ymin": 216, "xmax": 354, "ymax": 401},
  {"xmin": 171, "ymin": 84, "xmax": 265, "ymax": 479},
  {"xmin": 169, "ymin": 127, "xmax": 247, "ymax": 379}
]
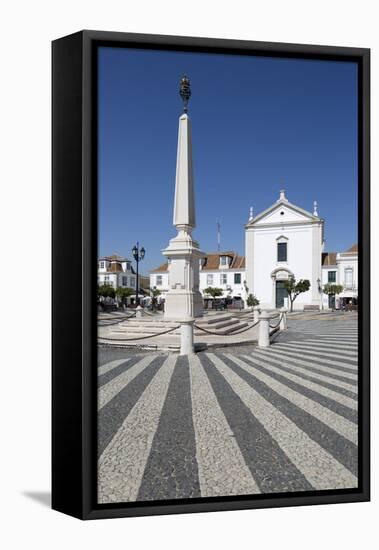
[
  {"xmin": 180, "ymin": 318, "xmax": 195, "ymax": 356},
  {"xmin": 280, "ymin": 307, "xmax": 287, "ymax": 331},
  {"xmin": 135, "ymin": 305, "xmax": 143, "ymax": 319},
  {"xmin": 258, "ymin": 310, "xmax": 270, "ymax": 347},
  {"xmin": 253, "ymin": 305, "xmax": 260, "ymax": 322}
]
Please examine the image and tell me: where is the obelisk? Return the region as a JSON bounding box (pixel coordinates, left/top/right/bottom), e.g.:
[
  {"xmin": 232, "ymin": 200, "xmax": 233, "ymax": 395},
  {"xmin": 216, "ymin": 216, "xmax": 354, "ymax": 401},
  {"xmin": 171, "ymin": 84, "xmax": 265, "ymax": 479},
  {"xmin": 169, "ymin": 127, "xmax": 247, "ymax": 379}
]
[{"xmin": 162, "ymin": 76, "xmax": 205, "ymax": 320}]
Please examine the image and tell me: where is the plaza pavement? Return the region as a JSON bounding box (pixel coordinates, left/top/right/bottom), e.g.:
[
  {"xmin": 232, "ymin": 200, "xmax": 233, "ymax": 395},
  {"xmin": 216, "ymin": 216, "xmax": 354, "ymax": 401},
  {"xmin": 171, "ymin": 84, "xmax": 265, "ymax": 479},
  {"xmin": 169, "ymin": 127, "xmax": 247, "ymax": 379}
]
[{"xmin": 97, "ymin": 315, "xmax": 358, "ymax": 504}]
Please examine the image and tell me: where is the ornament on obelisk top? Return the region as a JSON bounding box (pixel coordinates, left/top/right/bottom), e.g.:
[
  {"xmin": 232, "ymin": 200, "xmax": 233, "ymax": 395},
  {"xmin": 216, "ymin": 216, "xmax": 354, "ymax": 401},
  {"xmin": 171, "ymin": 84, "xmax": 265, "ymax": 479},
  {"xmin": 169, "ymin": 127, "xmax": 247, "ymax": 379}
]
[
  {"xmin": 162, "ymin": 75, "xmax": 205, "ymax": 320},
  {"xmin": 179, "ymin": 75, "xmax": 191, "ymax": 113}
]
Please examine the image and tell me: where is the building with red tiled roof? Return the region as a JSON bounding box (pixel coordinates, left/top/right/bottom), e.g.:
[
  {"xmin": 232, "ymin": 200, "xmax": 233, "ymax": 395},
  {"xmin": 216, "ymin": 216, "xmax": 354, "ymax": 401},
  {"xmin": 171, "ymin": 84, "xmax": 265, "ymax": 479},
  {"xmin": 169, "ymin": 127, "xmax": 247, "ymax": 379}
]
[
  {"xmin": 321, "ymin": 252, "xmax": 337, "ymax": 267},
  {"xmin": 98, "ymin": 254, "xmax": 149, "ymax": 297},
  {"xmin": 150, "ymin": 251, "xmax": 247, "ymax": 303},
  {"xmin": 321, "ymin": 243, "xmax": 358, "ymax": 308}
]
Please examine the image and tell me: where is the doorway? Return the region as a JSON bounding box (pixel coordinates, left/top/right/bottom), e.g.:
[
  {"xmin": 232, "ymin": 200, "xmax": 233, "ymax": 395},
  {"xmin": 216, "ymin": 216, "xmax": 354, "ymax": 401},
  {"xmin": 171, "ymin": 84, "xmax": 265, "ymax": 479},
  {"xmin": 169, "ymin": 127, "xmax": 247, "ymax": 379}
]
[{"xmin": 276, "ymin": 280, "xmax": 288, "ymax": 308}]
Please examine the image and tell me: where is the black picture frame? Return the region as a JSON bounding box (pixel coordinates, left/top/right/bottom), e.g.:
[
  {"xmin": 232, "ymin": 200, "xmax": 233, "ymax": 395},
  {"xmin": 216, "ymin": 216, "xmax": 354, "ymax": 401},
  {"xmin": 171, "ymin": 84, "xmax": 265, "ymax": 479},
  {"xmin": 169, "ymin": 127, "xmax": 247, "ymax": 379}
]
[{"xmin": 52, "ymin": 30, "xmax": 370, "ymax": 520}]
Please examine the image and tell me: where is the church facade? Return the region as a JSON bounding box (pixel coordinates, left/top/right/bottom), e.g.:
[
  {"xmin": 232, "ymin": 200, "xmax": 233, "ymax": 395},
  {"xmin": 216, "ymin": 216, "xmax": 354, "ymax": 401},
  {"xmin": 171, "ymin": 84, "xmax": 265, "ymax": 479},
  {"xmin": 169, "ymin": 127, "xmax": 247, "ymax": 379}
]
[{"xmin": 245, "ymin": 190, "xmax": 325, "ymax": 310}]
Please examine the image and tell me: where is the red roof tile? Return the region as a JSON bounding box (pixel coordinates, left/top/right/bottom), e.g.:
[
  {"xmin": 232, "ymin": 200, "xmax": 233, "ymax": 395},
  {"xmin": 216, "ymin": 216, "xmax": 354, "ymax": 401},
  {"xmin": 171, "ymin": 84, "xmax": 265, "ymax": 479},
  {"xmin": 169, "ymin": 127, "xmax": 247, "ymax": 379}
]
[
  {"xmin": 322, "ymin": 252, "xmax": 337, "ymax": 266},
  {"xmin": 150, "ymin": 252, "xmax": 246, "ymax": 273}
]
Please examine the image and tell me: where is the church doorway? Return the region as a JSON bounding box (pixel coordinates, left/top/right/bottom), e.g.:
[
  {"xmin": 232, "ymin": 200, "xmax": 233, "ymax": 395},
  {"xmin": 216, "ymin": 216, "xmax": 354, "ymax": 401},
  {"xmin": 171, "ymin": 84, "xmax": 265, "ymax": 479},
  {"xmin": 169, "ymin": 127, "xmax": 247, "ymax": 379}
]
[{"xmin": 275, "ymin": 280, "xmax": 288, "ymax": 308}]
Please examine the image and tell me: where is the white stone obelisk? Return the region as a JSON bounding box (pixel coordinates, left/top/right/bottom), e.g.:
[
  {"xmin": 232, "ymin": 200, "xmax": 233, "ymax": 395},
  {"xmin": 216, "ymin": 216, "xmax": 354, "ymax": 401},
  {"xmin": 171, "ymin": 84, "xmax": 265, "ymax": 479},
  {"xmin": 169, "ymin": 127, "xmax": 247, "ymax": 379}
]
[{"xmin": 162, "ymin": 76, "xmax": 205, "ymax": 320}]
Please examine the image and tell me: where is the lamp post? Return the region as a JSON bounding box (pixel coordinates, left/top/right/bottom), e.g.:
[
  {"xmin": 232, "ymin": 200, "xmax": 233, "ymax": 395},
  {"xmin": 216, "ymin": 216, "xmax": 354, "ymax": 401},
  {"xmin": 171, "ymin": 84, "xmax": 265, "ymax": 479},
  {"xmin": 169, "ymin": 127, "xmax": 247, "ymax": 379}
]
[
  {"xmin": 317, "ymin": 277, "xmax": 324, "ymax": 310},
  {"xmin": 132, "ymin": 242, "xmax": 145, "ymax": 307}
]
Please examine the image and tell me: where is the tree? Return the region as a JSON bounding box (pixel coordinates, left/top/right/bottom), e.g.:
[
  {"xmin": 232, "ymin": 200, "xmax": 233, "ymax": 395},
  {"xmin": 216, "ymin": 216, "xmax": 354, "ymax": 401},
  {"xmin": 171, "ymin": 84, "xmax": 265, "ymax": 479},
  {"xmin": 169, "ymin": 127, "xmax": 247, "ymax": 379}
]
[
  {"xmin": 246, "ymin": 293, "xmax": 260, "ymax": 307},
  {"xmin": 323, "ymin": 283, "xmax": 343, "ymax": 296},
  {"xmin": 115, "ymin": 287, "xmax": 134, "ymax": 306},
  {"xmin": 149, "ymin": 287, "xmax": 161, "ymax": 311},
  {"xmin": 97, "ymin": 283, "xmax": 115, "ymax": 299},
  {"xmin": 203, "ymin": 287, "xmax": 223, "ymax": 299},
  {"xmin": 283, "ymin": 277, "xmax": 311, "ymax": 312},
  {"xmin": 323, "ymin": 283, "xmax": 343, "ymax": 309}
]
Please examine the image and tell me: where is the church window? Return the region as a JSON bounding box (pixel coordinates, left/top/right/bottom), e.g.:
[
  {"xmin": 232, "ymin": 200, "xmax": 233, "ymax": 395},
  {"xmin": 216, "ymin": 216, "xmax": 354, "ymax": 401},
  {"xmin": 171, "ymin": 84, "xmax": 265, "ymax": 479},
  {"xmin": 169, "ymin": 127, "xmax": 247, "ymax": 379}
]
[{"xmin": 277, "ymin": 242, "xmax": 287, "ymax": 262}]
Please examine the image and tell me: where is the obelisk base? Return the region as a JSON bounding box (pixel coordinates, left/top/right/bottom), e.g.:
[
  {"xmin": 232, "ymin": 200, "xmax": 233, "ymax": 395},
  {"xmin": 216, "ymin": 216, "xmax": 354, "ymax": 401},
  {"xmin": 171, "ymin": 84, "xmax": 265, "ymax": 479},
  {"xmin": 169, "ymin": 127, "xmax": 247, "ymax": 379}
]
[
  {"xmin": 162, "ymin": 229, "xmax": 205, "ymax": 320},
  {"xmin": 164, "ymin": 289, "xmax": 204, "ymax": 320}
]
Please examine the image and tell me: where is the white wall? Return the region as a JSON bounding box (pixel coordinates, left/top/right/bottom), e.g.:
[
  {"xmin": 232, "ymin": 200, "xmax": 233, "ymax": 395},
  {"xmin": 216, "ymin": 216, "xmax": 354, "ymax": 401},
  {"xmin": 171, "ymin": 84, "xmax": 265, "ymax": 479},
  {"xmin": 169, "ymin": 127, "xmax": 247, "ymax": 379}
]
[
  {"xmin": 199, "ymin": 270, "xmax": 246, "ymax": 297},
  {"xmin": 98, "ymin": 272, "xmax": 118, "ymax": 287},
  {"xmin": 150, "ymin": 270, "xmax": 247, "ymax": 299},
  {"xmin": 3, "ymin": 2, "xmax": 377, "ymax": 549},
  {"xmin": 150, "ymin": 272, "xmax": 169, "ymax": 292}
]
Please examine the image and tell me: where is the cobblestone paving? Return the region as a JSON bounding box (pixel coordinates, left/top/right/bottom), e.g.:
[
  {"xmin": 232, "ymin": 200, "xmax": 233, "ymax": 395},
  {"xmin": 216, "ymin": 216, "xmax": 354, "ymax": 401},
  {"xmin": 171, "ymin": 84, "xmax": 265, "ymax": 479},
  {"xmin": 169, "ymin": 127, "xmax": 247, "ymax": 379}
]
[{"xmin": 97, "ymin": 316, "xmax": 358, "ymax": 503}]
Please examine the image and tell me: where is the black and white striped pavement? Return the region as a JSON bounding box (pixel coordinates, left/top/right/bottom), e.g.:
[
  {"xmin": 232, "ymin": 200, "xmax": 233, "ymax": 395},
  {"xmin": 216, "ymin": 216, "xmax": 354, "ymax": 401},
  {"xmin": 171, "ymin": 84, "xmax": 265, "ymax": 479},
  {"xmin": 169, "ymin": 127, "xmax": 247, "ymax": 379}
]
[{"xmin": 97, "ymin": 317, "xmax": 358, "ymax": 503}]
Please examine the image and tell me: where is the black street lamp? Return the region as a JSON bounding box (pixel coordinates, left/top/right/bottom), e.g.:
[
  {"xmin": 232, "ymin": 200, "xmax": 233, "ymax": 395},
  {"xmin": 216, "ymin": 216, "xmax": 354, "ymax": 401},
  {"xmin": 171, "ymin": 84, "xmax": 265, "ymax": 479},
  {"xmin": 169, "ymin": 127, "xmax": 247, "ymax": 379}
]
[{"xmin": 132, "ymin": 242, "xmax": 145, "ymax": 307}]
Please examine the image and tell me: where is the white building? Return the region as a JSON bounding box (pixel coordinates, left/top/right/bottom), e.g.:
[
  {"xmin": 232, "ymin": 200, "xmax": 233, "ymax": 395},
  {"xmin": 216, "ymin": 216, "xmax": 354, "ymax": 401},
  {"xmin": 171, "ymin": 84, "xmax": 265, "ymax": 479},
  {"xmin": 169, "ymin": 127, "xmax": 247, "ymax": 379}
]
[
  {"xmin": 98, "ymin": 254, "xmax": 136, "ymax": 289},
  {"xmin": 321, "ymin": 244, "xmax": 358, "ymax": 309},
  {"xmin": 200, "ymin": 252, "xmax": 246, "ymax": 306},
  {"xmin": 98, "ymin": 254, "xmax": 149, "ymax": 295},
  {"xmin": 150, "ymin": 251, "xmax": 247, "ymax": 306},
  {"xmin": 245, "ymin": 190, "xmax": 358, "ymax": 310}
]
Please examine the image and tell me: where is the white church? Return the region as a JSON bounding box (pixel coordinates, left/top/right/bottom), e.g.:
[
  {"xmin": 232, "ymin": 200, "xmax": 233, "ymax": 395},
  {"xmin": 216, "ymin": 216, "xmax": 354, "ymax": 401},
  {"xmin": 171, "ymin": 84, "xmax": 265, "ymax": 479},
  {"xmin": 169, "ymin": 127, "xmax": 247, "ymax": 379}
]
[{"xmin": 245, "ymin": 190, "xmax": 357, "ymax": 310}]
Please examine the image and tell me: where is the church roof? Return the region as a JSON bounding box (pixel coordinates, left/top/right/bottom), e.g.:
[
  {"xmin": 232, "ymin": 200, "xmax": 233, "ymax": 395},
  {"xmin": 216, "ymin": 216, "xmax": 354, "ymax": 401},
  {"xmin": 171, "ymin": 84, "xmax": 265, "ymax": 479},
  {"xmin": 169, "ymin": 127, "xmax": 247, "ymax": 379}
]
[{"xmin": 246, "ymin": 190, "xmax": 321, "ymax": 228}]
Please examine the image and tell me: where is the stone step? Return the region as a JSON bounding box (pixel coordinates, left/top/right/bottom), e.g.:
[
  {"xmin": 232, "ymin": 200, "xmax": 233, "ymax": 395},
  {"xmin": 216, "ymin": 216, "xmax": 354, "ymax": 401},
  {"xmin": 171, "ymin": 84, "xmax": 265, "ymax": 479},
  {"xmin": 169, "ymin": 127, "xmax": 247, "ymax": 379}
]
[
  {"xmin": 116, "ymin": 322, "xmax": 179, "ymax": 329},
  {"xmin": 125, "ymin": 319, "xmax": 178, "ymax": 326},
  {"xmin": 218, "ymin": 321, "xmax": 249, "ymax": 335},
  {"xmin": 112, "ymin": 326, "xmax": 180, "ymax": 335},
  {"xmin": 197, "ymin": 315, "xmax": 232, "ymax": 325},
  {"xmin": 194, "ymin": 320, "xmax": 250, "ymax": 335},
  {"xmin": 210, "ymin": 318, "xmax": 240, "ymax": 330}
]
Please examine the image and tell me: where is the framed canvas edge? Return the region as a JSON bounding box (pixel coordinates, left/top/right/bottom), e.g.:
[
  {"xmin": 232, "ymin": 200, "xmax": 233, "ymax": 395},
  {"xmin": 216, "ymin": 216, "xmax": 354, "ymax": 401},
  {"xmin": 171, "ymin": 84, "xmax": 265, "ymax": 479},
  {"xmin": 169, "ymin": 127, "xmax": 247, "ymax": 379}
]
[{"xmin": 52, "ymin": 30, "xmax": 370, "ymax": 520}]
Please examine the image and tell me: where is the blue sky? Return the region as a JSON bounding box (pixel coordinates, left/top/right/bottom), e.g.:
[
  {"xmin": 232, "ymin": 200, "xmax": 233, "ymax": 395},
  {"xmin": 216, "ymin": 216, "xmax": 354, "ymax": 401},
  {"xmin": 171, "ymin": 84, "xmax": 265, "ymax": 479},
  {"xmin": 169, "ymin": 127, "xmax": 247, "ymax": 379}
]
[{"xmin": 98, "ymin": 47, "xmax": 358, "ymax": 274}]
